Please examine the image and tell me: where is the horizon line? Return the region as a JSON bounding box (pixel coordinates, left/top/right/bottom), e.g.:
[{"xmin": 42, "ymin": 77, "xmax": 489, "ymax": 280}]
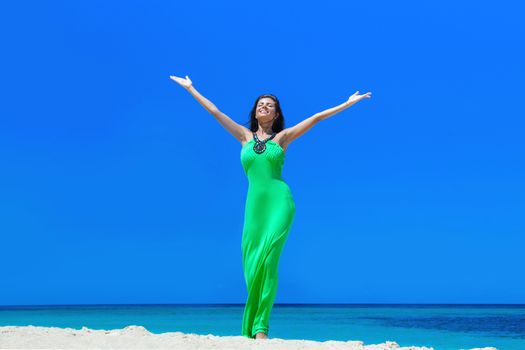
[{"xmin": 1, "ymin": 302, "xmax": 524, "ymax": 308}]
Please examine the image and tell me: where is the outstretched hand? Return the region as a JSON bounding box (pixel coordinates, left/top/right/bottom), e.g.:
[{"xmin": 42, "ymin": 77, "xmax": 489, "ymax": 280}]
[
  {"xmin": 347, "ymin": 91, "xmax": 372, "ymax": 105},
  {"xmin": 170, "ymin": 74, "xmax": 193, "ymax": 89}
]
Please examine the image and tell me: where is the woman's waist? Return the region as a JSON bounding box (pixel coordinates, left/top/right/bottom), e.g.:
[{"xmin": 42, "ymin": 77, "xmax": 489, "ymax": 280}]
[
  {"xmin": 247, "ymin": 176, "xmax": 289, "ymax": 186},
  {"xmin": 247, "ymin": 179, "xmax": 293, "ymax": 195}
]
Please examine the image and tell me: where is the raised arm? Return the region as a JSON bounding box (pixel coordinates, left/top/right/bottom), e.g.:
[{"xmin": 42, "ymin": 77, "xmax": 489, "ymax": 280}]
[
  {"xmin": 170, "ymin": 74, "xmax": 249, "ymax": 143},
  {"xmin": 283, "ymin": 90, "xmax": 372, "ymax": 145}
]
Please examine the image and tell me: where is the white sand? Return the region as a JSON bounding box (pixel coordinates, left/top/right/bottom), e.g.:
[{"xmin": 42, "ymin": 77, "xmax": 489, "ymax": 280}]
[{"xmin": 0, "ymin": 325, "xmax": 497, "ymax": 350}]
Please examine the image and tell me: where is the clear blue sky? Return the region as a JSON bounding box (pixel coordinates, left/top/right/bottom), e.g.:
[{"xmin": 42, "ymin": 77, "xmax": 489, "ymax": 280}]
[{"xmin": 1, "ymin": 1, "xmax": 523, "ymax": 305}]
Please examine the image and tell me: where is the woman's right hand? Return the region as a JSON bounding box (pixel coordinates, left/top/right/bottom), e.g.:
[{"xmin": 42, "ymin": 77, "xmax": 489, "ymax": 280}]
[{"xmin": 170, "ymin": 74, "xmax": 193, "ymax": 90}]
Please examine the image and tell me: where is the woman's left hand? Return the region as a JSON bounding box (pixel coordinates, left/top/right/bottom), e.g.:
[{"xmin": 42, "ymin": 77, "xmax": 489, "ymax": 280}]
[{"xmin": 347, "ymin": 91, "xmax": 372, "ymax": 105}]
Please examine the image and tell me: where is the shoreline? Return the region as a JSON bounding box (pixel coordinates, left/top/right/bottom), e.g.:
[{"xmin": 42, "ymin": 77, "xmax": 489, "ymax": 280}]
[{"xmin": 0, "ymin": 325, "xmax": 497, "ymax": 350}]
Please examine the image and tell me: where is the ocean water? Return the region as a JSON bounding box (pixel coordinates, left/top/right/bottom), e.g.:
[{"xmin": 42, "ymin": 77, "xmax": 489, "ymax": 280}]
[{"xmin": 0, "ymin": 304, "xmax": 523, "ymax": 350}]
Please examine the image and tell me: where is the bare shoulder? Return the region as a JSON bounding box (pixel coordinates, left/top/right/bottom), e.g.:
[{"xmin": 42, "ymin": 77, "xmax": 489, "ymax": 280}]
[
  {"xmin": 274, "ymin": 129, "xmax": 289, "ymax": 146},
  {"xmin": 272, "ymin": 129, "xmax": 290, "ymax": 153},
  {"xmin": 239, "ymin": 126, "xmax": 253, "ymax": 146}
]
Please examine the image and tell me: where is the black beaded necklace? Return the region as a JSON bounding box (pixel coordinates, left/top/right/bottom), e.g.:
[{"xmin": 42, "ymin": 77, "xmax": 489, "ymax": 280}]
[{"xmin": 253, "ymin": 131, "xmax": 276, "ymax": 154}]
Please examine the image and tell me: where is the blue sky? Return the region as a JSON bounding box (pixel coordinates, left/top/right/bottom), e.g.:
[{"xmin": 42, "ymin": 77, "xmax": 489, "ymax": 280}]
[{"xmin": 0, "ymin": 1, "xmax": 524, "ymax": 305}]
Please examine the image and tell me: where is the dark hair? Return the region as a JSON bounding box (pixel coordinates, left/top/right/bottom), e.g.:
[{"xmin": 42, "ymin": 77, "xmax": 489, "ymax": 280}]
[{"xmin": 244, "ymin": 94, "xmax": 285, "ymax": 133}]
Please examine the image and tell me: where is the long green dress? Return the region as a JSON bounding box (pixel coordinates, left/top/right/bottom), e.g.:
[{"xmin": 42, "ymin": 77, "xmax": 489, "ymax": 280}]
[{"xmin": 240, "ymin": 132, "xmax": 296, "ymax": 338}]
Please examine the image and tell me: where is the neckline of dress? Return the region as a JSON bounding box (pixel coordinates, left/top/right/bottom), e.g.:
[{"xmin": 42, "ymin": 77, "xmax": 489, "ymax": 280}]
[{"xmin": 242, "ymin": 139, "xmax": 285, "ymax": 155}]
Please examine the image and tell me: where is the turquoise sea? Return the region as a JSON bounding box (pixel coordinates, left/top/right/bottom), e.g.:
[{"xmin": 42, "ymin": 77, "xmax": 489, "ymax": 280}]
[{"xmin": 0, "ymin": 304, "xmax": 523, "ymax": 350}]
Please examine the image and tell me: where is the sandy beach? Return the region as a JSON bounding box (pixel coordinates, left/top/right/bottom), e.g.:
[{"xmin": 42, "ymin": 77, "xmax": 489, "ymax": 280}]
[{"xmin": 0, "ymin": 325, "xmax": 498, "ymax": 350}]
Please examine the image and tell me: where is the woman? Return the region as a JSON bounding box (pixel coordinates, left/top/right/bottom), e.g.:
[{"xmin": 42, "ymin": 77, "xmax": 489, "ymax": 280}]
[{"xmin": 170, "ymin": 74, "xmax": 371, "ymax": 339}]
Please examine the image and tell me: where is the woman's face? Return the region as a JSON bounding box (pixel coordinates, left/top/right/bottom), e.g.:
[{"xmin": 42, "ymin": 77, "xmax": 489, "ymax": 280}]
[{"xmin": 255, "ymin": 97, "xmax": 278, "ymax": 122}]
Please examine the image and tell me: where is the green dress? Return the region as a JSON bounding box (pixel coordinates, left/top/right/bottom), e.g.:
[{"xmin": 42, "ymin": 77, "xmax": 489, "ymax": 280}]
[{"xmin": 240, "ymin": 134, "xmax": 296, "ymax": 338}]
